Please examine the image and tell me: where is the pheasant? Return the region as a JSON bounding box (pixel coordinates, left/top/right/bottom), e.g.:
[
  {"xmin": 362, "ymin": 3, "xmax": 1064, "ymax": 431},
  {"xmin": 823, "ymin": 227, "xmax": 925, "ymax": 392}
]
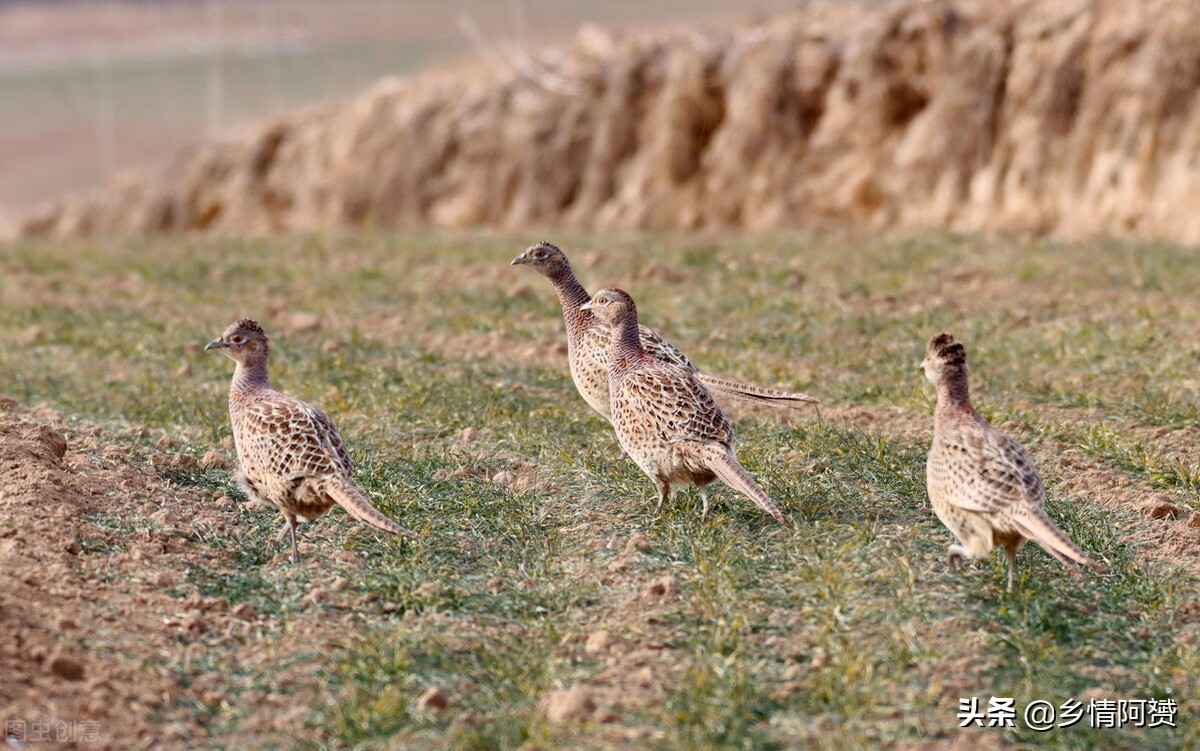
[
  {"xmin": 511, "ymin": 241, "xmax": 818, "ymax": 421},
  {"xmin": 582, "ymin": 289, "xmax": 789, "ymax": 524},
  {"xmin": 923, "ymin": 332, "xmax": 1104, "ymax": 589},
  {"xmin": 206, "ymin": 319, "xmax": 417, "ymax": 562}
]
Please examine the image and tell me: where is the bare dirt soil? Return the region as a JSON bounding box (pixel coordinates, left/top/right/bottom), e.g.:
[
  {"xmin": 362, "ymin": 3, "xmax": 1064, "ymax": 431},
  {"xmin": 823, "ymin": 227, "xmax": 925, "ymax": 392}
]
[{"xmin": 0, "ymin": 399, "xmax": 360, "ymax": 749}]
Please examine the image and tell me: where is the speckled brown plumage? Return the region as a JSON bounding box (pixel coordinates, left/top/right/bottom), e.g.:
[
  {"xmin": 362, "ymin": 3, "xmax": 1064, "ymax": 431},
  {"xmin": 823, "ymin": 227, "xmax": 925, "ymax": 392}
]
[
  {"xmin": 511, "ymin": 242, "xmax": 818, "ymax": 420},
  {"xmin": 582, "ymin": 289, "xmax": 789, "ymax": 524},
  {"xmin": 923, "ymin": 333, "xmax": 1103, "ymax": 589},
  {"xmin": 206, "ymin": 319, "xmax": 417, "ymax": 562}
]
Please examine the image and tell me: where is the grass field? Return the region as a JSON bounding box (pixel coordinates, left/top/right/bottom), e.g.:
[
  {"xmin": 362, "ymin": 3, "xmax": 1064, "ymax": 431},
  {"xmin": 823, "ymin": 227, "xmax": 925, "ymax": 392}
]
[{"xmin": 1, "ymin": 231, "xmax": 1198, "ymax": 749}]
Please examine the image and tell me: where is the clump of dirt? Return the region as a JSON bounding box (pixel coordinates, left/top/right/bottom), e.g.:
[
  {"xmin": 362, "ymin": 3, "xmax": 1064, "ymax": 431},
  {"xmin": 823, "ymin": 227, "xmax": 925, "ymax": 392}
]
[
  {"xmin": 22, "ymin": 0, "xmax": 1200, "ymax": 245},
  {"xmin": 0, "ymin": 400, "xmax": 347, "ymax": 749},
  {"xmin": 540, "ymin": 685, "xmax": 597, "ymax": 724},
  {"xmin": 0, "ymin": 400, "xmax": 186, "ymax": 748}
]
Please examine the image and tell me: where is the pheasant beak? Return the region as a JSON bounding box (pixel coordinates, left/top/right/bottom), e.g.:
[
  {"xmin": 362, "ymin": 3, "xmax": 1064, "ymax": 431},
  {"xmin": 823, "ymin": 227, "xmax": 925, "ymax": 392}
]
[
  {"xmin": 510, "ymin": 254, "xmax": 529, "ymax": 265},
  {"xmin": 579, "ymin": 301, "xmax": 594, "ymax": 311},
  {"xmin": 204, "ymin": 338, "xmax": 228, "ymax": 351}
]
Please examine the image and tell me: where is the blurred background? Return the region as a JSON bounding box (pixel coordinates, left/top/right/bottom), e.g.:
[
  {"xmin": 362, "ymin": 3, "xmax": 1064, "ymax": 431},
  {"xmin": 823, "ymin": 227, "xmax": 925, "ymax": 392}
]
[
  {"xmin": 7, "ymin": 0, "xmax": 1197, "ymax": 244},
  {"xmin": 0, "ymin": 0, "xmax": 803, "ymax": 225}
]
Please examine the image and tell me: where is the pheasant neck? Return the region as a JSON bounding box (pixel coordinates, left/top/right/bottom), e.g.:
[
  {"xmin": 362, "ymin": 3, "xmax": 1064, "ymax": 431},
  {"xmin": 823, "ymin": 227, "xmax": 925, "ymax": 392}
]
[
  {"xmin": 232, "ymin": 357, "xmax": 270, "ymax": 395},
  {"xmin": 934, "ymin": 369, "xmax": 974, "ymax": 423},
  {"xmin": 548, "ymin": 268, "xmax": 593, "ymax": 340},
  {"xmin": 608, "ymin": 312, "xmax": 646, "ymax": 376}
]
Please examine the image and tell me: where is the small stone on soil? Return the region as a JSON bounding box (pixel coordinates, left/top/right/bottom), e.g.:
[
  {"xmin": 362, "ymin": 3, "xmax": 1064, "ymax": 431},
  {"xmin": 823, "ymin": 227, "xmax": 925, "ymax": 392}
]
[
  {"xmin": 624, "ymin": 531, "xmax": 652, "ymax": 554},
  {"xmin": 585, "ymin": 630, "xmax": 619, "ymax": 655},
  {"xmin": 641, "ymin": 575, "xmax": 680, "ymax": 599},
  {"xmin": 1137, "ymin": 499, "xmax": 1182, "ymax": 520},
  {"xmin": 201, "ymin": 450, "xmax": 230, "ymax": 469},
  {"xmin": 541, "ymin": 686, "xmax": 596, "ymax": 723},
  {"xmin": 417, "ymin": 687, "xmax": 450, "ymax": 712},
  {"xmin": 47, "ymin": 653, "xmax": 85, "ymax": 681}
]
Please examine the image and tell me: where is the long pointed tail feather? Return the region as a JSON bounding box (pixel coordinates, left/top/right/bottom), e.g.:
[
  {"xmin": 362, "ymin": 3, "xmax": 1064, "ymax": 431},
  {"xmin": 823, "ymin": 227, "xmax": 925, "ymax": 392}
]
[
  {"xmin": 696, "ymin": 373, "xmax": 819, "ymax": 411},
  {"xmin": 702, "ymin": 447, "xmax": 790, "ymax": 525},
  {"xmin": 323, "ymin": 477, "xmax": 419, "ymax": 541},
  {"xmin": 1013, "ymin": 507, "xmax": 1105, "ymax": 574}
]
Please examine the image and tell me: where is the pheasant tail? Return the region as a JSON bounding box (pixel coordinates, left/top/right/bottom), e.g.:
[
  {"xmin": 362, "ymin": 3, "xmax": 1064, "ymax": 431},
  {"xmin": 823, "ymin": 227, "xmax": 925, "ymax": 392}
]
[
  {"xmin": 322, "ymin": 477, "xmax": 419, "ymax": 540},
  {"xmin": 695, "ymin": 373, "xmax": 819, "ymax": 411},
  {"xmin": 1013, "ymin": 507, "xmax": 1105, "ymax": 573},
  {"xmin": 704, "ymin": 447, "xmax": 790, "ymax": 525}
]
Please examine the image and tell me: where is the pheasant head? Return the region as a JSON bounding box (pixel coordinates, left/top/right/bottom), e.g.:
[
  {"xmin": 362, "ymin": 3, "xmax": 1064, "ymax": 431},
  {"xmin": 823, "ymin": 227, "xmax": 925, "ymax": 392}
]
[
  {"xmin": 580, "ymin": 288, "xmax": 636, "ymax": 325},
  {"xmin": 510, "ymin": 241, "xmax": 572, "ymax": 278},
  {"xmin": 206, "ymin": 318, "xmax": 270, "ymax": 366},
  {"xmin": 923, "ymin": 332, "xmax": 968, "ymax": 388}
]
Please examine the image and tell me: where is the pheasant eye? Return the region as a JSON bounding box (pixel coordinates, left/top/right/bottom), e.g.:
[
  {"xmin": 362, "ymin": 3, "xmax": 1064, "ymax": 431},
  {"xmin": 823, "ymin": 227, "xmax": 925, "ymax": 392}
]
[
  {"xmin": 231, "ymin": 335, "xmax": 245, "ymax": 344},
  {"xmin": 532, "ymin": 250, "xmax": 545, "ymax": 258}
]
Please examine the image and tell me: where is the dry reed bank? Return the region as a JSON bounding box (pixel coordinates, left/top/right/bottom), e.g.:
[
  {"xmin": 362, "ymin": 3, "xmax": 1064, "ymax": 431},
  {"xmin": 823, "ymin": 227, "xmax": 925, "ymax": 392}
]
[{"xmin": 22, "ymin": 0, "xmax": 1200, "ymax": 244}]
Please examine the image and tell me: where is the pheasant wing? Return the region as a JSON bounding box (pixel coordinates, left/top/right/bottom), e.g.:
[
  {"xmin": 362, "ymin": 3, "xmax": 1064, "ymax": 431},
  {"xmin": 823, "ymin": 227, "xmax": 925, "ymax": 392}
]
[
  {"xmin": 937, "ymin": 426, "xmax": 1045, "ymax": 513},
  {"xmin": 238, "ymin": 396, "xmax": 354, "ymax": 480},
  {"xmin": 637, "ymin": 324, "xmax": 696, "ymax": 370},
  {"xmin": 617, "ymin": 365, "xmax": 732, "ymax": 447}
]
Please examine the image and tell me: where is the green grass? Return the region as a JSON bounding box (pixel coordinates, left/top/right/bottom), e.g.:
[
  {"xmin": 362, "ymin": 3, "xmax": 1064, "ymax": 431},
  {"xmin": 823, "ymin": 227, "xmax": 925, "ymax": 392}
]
[{"xmin": 2, "ymin": 231, "xmax": 1199, "ymax": 749}]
